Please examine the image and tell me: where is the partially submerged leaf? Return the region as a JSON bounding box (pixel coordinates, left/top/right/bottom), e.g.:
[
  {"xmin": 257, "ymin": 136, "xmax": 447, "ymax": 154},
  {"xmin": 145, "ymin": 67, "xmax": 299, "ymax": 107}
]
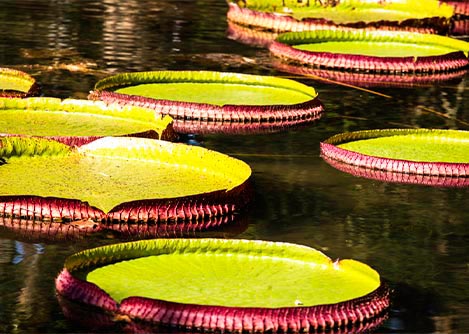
[{"xmin": 56, "ymin": 238, "xmax": 390, "ymax": 332}]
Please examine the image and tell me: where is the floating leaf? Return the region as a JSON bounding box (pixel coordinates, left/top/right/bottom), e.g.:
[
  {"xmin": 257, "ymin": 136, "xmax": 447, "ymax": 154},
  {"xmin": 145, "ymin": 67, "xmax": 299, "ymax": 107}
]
[
  {"xmin": 56, "ymin": 238, "xmax": 390, "ymax": 332},
  {"xmin": 227, "ymin": 0, "xmax": 454, "ymax": 34},
  {"xmin": 0, "ymin": 136, "xmax": 252, "ymax": 223},
  {"xmin": 271, "ymin": 29, "xmax": 469, "ymax": 73},
  {"xmin": 90, "ymin": 70, "xmax": 324, "ymax": 134},
  {"xmin": 321, "ymin": 129, "xmax": 469, "ymax": 179}
]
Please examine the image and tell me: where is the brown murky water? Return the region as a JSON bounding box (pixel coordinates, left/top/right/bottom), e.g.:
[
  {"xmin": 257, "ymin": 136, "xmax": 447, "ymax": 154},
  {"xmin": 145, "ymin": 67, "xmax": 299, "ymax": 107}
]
[{"xmin": 1, "ymin": 0, "xmax": 469, "ymax": 333}]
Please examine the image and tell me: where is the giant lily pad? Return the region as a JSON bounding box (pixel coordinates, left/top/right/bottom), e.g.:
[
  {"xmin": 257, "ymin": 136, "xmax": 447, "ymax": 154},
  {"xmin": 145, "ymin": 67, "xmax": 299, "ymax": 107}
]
[
  {"xmin": 0, "ymin": 97, "xmax": 176, "ymax": 145},
  {"xmin": 320, "ymin": 129, "xmax": 469, "ymax": 180},
  {"xmin": 227, "ymin": 0, "xmax": 454, "ymax": 34},
  {"xmin": 270, "ymin": 29, "xmax": 469, "ymax": 73},
  {"xmin": 89, "ymin": 71, "xmax": 324, "ymax": 134},
  {"xmin": 0, "ymin": 136, "xmax": 252, "ymax": 226},
  {"xmin": 0, "ymin": 68, "xmax": 40, "ymax": 97},
  {"xmin": 56, "ymin": 238, "xmax": 390, "ymax": 332}
]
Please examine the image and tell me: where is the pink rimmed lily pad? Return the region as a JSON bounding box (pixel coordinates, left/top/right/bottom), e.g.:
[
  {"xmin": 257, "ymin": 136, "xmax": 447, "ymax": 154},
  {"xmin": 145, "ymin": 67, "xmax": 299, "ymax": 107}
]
[
  {"xmin": 0, "ymin": 68, "xmax": 40, "ymax": 97},
  {"xmin": 0, "ymin": 136, "xmax": 252, "ymax": 239},
  {"xmin": 270, "ymin": 29, "xmax": 469, "ymax": 73},
  {"xmin": 89, "ymin": 70, "xmax": 324, "ymax": 135},
  {"xmin": 320, "ymin": 129, "xmax": 469, "ymax": 180},
  {"xmin": 56, "ymin": 238, "xmax": 390, "ymax": 333},
  {"xmin": 226, "ymin": 1, "xmax": 453, "ymax": 35}
]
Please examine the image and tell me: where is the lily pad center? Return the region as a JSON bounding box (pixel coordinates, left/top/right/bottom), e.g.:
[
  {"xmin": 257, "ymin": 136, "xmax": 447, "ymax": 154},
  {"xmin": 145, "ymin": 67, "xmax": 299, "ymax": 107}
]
[
  {"xmin": 338, "ymin": 132, "xmax": 469, "ymax": 163},
  {"xmin": 87, "ymin": 251, "xmax": 379, "ymax": 308},
  {"xmin": 116, "ymin": 82, "xmax": 314, "ymax": 106},
  {"xmin": 294, "ymin": 41, "xmax": 459, "ymax": 57}
]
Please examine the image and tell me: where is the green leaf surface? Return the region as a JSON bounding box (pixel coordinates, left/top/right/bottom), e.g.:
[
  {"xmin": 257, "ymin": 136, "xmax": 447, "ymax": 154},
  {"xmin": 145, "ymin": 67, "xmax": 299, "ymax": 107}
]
[
  {"xmin": 95, "ymin": 70, "xmax": 318, "ymax": 106},
  {"xmin": 241, "ymin": 0, "xmax": 454, "ymax": 23},
  {"xmin": 0, "ymin": 137, "xmax": 251, "ymax": 213},
  {"xmin": 80, "ymin": 239, "xmax": 381, "ymax": 307},
  {"xmin": 0, "ymin": 97, "xmax": 171, "ymax": 137},
  {"xmin": 294, "ymin": 41, "xmax": 457, "ymax": 57},
  {"xmin": 338, "ymin": 130, "xmax": 469, "ymax": 162},
  {"xmin": 278, "ymin": 29, "xmax": 469, "ymax": 56},
  {"xmin": 0, "ymin": 68, "xmax": 36, "ymax": 93},
  {"xmin": 116, "ymin": 82, "xmax": 312, "ymax": 106}
]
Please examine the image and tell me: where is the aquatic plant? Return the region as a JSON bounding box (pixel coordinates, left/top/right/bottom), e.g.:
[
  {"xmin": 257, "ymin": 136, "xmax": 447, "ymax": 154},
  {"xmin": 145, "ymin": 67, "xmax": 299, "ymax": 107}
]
[
  {"xmin": 270, "ymin": 29, "xmax": 469, "ymax": 73},
  {"xmin": 320, "ymin": 129, "xmax": 469, "ymax": 179},
  {"xmin": 56, "ymin": 238, "xmax": 390, "ymax": 332},
  {"xmin": 0, "ymin": 136, "xmax": 252, "ymax": 237},
  {"xmin": 226, "ymin": 0, "xmax": 454, "ymax": 34},
  {"xmin": 89, "ymin": 70, "xmax": 324, "ymax": 134}
]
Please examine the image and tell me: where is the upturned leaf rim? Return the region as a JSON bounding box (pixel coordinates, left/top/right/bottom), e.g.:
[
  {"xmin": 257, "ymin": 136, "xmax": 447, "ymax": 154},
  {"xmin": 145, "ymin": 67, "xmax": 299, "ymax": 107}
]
[
  {"xmin": 89, "ymin": 70, "xmax": 324, "ymax": 134},
  {"xmin": 320, "ymin": 128, "xmax": 469, "ymax": 178},
  {"xmin": 0, "ymin": 136, "xmax": 252, "ymax": 224},
  {"xmin": 56, "ymin": 238, "xmax": 390, "ymax": 332},
  {"xmin": 270, "ymin": 29, "xmax": 469, "ymax": 73}
]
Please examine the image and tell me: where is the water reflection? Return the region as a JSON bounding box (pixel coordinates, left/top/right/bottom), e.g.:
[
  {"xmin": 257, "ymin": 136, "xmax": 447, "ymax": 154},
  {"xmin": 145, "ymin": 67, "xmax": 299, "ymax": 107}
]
[{"xmin": 322, "ymin": 155, "xmax": 469, "ymax": 188}]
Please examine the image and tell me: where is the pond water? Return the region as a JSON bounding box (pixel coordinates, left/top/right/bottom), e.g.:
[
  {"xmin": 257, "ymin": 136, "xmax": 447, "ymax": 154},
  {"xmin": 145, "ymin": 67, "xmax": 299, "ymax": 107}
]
[{"xmin": 1, "ymin": 0, "xmax": 469, "ymax": 333}]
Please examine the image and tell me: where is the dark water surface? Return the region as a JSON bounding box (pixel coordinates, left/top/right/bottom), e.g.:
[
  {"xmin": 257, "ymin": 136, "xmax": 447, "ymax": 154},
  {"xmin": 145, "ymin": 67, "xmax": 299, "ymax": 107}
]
[{"xmin": 1, "ymin": 0, "xmax": 469, "ymax": 333}]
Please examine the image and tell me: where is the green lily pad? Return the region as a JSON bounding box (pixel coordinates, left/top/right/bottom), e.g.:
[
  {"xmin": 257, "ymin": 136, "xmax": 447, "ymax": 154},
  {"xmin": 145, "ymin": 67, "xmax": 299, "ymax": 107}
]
[
  {"xmin": 0, "ymin": 136, "xmax": 251, "ymax": 221},
  {"xmin": 0, "ymin": 68, "xmax": 40, "ymax": 97},
  {"xmin": 227, "ymin": 0, "xmax": 453, "ymax": 34},
  {"xmin": 56, "ymin": 238, "xmax": 390, "ymax": 332},
  {"xmin": 271, "ymin": 29, "xmax": 469, "ymax": 73},
  {"xmin": 90, "ymin": 70, "xmax": 324, "ymax": 134},
  {"xmin": 0, "ymin": 97, "xmax": 175, "ymax": 143},
  {"xmin": 320, "ymin": 129, "xmax": 469, "ymax": 178}
]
